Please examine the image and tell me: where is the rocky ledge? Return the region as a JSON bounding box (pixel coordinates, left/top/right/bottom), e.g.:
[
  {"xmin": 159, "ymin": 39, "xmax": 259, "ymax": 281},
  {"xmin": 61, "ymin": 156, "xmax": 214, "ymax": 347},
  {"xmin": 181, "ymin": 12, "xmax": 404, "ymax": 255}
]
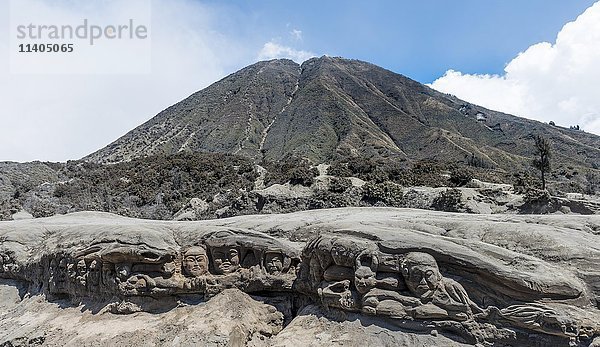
[{"xmin": 1, "ymin": 208, "xmax": 600, "ymax": 346}]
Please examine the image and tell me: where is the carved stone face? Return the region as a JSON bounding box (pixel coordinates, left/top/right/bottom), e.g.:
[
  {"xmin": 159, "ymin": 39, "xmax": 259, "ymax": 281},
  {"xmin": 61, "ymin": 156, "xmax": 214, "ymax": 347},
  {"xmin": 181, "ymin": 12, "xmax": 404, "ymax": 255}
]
[
  {"xmin": 211, "ymin": 246, "xmax": 240, "ymax": 275},
  {"xmin": 102, "ymin": 263, "xmax": 116, "ymax": 286},
  {"xmin": 115, "ymin": 263, "xmax": 131, "ymax": 280},
  {"xmin": 354, "ymin": 266, "xmax": 377, "ymax": 294},
  {"xmin": 183, "ymin": 246, "xmax": 208, "ymax": 277},
  {"xmin": 331, "ymin": 244, "xmax": 349, "ymax": 265},
  {"xmin": 162, "ymin": 260, "xmax": 176, "ymax": 275},
  {"xmin": 77, "ymin": 260, "xmax": 87, "ymax": 275},
  {"xmin": 48, "ymin": 258, "xmax": 57, "ymax": 276},
  {"xmin": 57, "ymin": 258, "xmax": 68, "ymax": 282},
  {"xmin": 75, "ymin": 260, "xmax": 87, "ymax": 286},
  {"xmin": 264, "ymin": 252, "xmax": 284, "ymax": 275},
  {"xmin": 67, "ymin": 260, "xmax": 78, "ymax": 279},
  {"xmin": 88, "ymin": 260, "xmax": 101, "ymax": 286},
  {"xmin": 403, "ymin": 253, "xmax": 442, "ymax": 297}
]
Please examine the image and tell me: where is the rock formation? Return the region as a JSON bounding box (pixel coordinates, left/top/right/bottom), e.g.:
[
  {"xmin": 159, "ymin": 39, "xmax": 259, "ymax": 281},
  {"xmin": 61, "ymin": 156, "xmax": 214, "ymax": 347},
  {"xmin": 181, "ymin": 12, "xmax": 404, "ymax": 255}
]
[
  {"xmin": 298, "ymin": 233, "xmax": 598, "ymax": 345},
  {"xmin": 4, "ymin": 226, "xmax": 299, "ymax": 314},
  {"xmin": 1, "ymin": 208, "xmax": 600, "ymax": 346}
]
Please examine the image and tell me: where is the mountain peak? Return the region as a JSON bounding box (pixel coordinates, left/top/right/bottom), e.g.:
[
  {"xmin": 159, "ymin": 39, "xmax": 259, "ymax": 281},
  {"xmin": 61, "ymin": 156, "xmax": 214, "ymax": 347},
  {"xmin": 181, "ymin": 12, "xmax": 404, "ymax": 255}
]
[{"xmin": 84, "ymin": 57, "xmax": 599, "ymax": 175}]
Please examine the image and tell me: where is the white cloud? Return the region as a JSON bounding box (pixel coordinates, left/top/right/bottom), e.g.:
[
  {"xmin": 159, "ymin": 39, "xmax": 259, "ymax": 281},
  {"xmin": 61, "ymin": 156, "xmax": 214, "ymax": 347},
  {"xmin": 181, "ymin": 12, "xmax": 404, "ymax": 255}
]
[
  {"xmin": 0, "ymin": 1, "xmax": 318, "ymax": 162},
  {"xmin": 429, "ymin": 1, "xmax": 600, "ymax": 136},
  {"xmin": 258, "ymin": 41, "xmax": 315, "ymax": 63},
  {"xmin": 290, "ymin": 29, "xmax": 302, "ymax": 41},
  {"xmin": 0, "ymin": 0, "xmax": 256, "ymax": 162}
]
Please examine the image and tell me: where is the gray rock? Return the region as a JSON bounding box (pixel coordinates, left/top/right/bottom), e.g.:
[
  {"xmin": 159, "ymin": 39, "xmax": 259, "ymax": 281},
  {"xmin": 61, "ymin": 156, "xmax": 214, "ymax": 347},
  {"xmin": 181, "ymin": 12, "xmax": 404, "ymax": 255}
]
[{"xmin": 1, "ymin": 208, "xmax": 600, "ymax": 346}]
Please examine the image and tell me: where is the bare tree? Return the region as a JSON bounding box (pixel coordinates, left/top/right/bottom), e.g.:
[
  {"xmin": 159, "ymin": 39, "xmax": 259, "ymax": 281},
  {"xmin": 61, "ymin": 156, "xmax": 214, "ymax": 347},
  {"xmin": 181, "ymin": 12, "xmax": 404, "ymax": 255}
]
[{"xmin": 532, "ymin": 135, "xmax": 551, "ymax": 190}]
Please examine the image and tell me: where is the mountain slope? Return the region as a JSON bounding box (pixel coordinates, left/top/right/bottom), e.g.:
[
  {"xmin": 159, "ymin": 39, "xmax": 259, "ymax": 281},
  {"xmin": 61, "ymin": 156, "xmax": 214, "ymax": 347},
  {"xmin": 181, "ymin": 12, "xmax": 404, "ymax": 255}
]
[
  {"xmin": 85, "ymin": 56, "xmax": 600, "ymax": 175},
  {"xmin": 85, "ymin": 59, "xmax": 300, "ymax": 163}
]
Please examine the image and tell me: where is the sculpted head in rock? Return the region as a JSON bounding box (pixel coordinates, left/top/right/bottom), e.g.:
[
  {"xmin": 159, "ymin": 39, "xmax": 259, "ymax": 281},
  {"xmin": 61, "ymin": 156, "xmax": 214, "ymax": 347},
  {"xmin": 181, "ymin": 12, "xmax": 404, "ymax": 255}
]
[
  {"xmin": 182, "ymin": 246, "xmax": 209, "ymax": 277},
  {"xmin": 115, "ymin": 263, "xmax": 132, "ymax": 280},
  {"xmin": 102, "ymin": 262, "xmax": 117, "ymax": 287},
  {"xmin": 77, "ymin": 259, "xmax": 87, "ymax": 274},
  {"xmin": 331, "ymin": 243, "xmax": 349, "ymax": 266},
  {"xmin": 0, "ymin": 253, "xmax": 11, "ymax": 273},
  {"xmin": 48, "ymin": 258, "xmax": 56, "ymax": 274},
  {"xmin": 161, "ymin": 256, "xmax": 177, "ymax": 276},
  {"xmin": 354, "ymin": 266, "xmax": 377, "ymax": 294},
  {"xmin": 67, "ymin": 260, "xmax": 78, "ymax": 279},
  {"xmin": 88, "ymin": 260, "xmax": 101, "ymax": 287},
  {"xmin": 264, "ymin": 251, "xmax": 284, "ymax": 275},
  {"xmin": 211, "ymin": 246, "xmax": 240, "ymax": 275},
  {"xmin": 58, "ymin": 258, "xmax": 68, "ymax": 280},
  {"xmin": 402, "ymin": 252, "xmax": 443, "ymax": 298},
  {"xmin": 75, "ymin": 259, "xmax": 87, "ymax": 285},
  {"xmin": 48, "ymin": 258, "xmax": 57, "ymax": 282}
]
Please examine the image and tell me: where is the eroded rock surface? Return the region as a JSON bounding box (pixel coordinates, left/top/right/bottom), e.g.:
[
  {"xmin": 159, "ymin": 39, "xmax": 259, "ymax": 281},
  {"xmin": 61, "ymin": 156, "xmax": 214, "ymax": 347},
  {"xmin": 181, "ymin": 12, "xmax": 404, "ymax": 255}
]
[{"xmin": 1, "ymin": 208, "xmax": 600, "ymax": 346}]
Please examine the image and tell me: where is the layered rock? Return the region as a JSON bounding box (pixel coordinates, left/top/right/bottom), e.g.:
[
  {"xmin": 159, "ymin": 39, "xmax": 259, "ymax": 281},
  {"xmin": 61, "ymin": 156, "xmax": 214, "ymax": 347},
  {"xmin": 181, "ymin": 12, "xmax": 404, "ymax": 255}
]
[{"xmin": 1, "ymin": 208, "xmax": 600, "ymax": 346}]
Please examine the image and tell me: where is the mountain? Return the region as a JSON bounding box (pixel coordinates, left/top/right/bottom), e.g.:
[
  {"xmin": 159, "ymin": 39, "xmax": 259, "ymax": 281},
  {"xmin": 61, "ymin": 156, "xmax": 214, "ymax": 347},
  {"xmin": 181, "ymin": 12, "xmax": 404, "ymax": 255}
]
[
  {"xmin": 85, "ymin": 59, "xmax": 300, "ymax": 163},
  {"xmin": 2, "ymin": 57, "xmax": 599, "ymax": 221},
  {"xmin": 86, "ymin": 56, "xmax": 600, "ymax": 173}
]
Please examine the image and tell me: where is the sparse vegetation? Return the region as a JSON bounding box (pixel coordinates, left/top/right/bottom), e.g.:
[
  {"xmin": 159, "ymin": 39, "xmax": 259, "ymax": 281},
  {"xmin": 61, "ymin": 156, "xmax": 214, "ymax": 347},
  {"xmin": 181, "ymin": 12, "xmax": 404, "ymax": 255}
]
[
  {"xmin": 263, "ymin": 155, "xmax": 318, "ymax": 187},
  {"xmin": 466, "ymin": 153, "xmax": 489, "ymax": 169},
  {"xmin": 512, "ymin": 171, "xmax": 539, "ymax": 194},
  {"xmin": 361, "ymin": 181, "xmax": 404, "ymax": 206},
  {"xmin": 17, "ymin": 153, "xmax": 257, "ymax": 220},
  {"xmin": 449, "ymin": 166, "xmax": 474, "ymax": 187},
  {"xmin": 328, "ymin": 177, "xmax": 352, "ymax": 193},
  {"xmin": 327, "ymin": 157, "xmax": 453, "ymax": 188},
  {"xmin": 585, "ymin": 171, "xmax": 599, "ymax": 195},
  {"xmin": 532, "ymin": 135, "xmax": 552, "ymax": 190},
  {"xmin": 431, "ymin": 188, "xmax": 464, "ymax": 212}
]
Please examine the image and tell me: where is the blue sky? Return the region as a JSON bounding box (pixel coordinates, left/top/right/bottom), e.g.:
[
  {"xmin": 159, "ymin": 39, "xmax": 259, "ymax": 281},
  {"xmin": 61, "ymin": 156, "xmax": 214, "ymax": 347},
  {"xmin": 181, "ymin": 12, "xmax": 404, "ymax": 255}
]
[
  {"xmin": 0, "ymin": 0, "xmax": 598, "ymax": 162},
  {"xmin": 205, "ymin": 0, "xmax": 596, "ymax": 82}
]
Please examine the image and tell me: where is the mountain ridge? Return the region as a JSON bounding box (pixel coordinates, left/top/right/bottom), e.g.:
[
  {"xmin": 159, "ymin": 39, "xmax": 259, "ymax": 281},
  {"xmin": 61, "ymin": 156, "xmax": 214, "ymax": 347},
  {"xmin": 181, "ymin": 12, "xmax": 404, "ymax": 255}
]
[{"xmin": 84, "ymin": 56, "xmax": 600, "ymax": 175}]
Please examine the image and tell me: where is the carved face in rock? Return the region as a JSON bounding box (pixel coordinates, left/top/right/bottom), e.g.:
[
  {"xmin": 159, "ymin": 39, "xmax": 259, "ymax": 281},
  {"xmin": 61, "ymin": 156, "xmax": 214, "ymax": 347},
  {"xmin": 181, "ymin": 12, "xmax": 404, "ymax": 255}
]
[
  {"xmin": 57, "ymin": 258, "xmax": 68, "ymax": 282},
  {"xmin": 161, "ymin": 257, "xmax": 177, "ymax": 275},
  {"xmin": 211, "ymin": 246, "xmax": 240, "ymax": 275},
  {"xmin": 402, "ymin": 252, "xmax": 443, "ymax": 298},
  {"xmin": 48, "ymin": 258, "xmax": 61, "ymax": 292},
  {"xmin": 88, "ymin": 260, "xmax": 101, "ymax": 286},
  {"xmin": 102, "ymin": 263, "xmax": 116, "ymax": 286},
  {"xmin": 354, "ymin": 266, "xmax": 377, "ymax": 294},
  {"xmin": 48, "ymin": 258, "xmax": 57, "ymax": 276},
  {"xmin": 331, "ymin": 244, "xmax": 349, "ymax": 266},
  {"xmin": 182, "ymin": 246, "xmax": 209, "ymax": 277},
  {"xmin": 264, "ymin": 252, "xmax": 284, "ymax": 275},
  {"xmin": 75, "ymin": 259, "xmax": 87, "ymax": 286},
  {"xmin": 67, "ymin": 260, "xmax": 78, "ymax": 279},
  {"xmin": 77, "ymin": 260, "xmax": 87, "ymax": 275},
  {"xmin": 115, "ymin": 263, "xmax": 131, "ymax": 280}
]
